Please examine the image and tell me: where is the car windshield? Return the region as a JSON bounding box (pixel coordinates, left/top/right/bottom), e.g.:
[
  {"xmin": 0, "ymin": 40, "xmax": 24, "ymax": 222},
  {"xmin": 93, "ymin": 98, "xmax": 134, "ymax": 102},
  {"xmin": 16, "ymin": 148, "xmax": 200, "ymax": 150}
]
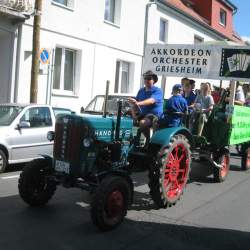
[
  {"xmin": 0, "ymin": 105, "xmax": 24, "ymax": 126},
  {"xmin": 85, "ymin": 96, "xmax": 131, "ymax": 114}
]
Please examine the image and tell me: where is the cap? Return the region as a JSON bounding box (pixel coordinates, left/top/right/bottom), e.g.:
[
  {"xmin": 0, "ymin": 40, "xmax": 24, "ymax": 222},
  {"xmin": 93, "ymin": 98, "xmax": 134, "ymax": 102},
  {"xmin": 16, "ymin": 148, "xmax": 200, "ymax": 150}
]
[{"xmin": 172, "ymin": 84, "xmax": 182, "ymax": 92}]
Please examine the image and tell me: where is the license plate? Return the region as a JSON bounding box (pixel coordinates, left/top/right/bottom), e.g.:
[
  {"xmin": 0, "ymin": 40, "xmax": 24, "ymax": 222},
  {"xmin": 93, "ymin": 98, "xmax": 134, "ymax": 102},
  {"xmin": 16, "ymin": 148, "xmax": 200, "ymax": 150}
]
[{"xmin": 55, "ymin": 160, "xmax": 70, "ymax": 174}]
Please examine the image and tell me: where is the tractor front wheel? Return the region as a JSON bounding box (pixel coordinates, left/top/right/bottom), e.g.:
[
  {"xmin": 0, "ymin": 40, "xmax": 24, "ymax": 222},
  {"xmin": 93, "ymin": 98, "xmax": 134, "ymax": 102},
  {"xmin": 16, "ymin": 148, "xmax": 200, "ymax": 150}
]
[
  {"xmin": 91, "ymin": 176, "xmax": 131, "ymax": 231},
  {"xmin": 148, "ymin": 134, "xmax": 191, "ymax": 208},
  {"xmin": 18, "ymin": 158, "xmax": 56, "ymax": 206},
  {"xmin": 213, "ymin": 150, "xmax": 230, "ymax": 182}
]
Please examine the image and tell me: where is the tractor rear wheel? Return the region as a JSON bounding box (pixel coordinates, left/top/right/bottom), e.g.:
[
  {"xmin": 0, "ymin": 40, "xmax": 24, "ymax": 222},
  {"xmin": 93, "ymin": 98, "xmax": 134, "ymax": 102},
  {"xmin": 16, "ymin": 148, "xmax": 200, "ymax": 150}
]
[
  {"xmin": 18, "ymin": 158, "xmax": 56, "ymax": 206},
  {"xmin": 91, "ymin": 176, "xmax": 131, "ymax": 231},
  {"xmin": 241, "ymin": 145, "xmax": 250, "ymax": 171},
  {"xmin": 148, "ymin": 134, "xmax": 191, "ymax": 208},
  {"xmin": 213, "ymin": 150, "xmax": 230, "ymax": 182}
]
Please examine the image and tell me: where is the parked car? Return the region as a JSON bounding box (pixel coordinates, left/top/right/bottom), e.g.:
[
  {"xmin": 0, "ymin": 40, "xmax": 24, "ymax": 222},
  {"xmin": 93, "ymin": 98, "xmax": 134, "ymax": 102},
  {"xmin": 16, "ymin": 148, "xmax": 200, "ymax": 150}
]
[
  {"xmin": 0, "ymin": 103, "xmax": 73, "ymax": 173},
  {"xmin": 81, "ymin": 94, "xmax": 133, "ymax": 115}
]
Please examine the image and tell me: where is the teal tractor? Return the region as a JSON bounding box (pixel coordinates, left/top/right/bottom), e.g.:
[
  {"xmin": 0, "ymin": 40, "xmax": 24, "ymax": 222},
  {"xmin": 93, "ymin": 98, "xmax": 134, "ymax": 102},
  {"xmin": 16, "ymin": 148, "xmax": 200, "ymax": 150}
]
[{"xmin": 18, "ymin": 90, "xmax": 192, "ymax": 231}]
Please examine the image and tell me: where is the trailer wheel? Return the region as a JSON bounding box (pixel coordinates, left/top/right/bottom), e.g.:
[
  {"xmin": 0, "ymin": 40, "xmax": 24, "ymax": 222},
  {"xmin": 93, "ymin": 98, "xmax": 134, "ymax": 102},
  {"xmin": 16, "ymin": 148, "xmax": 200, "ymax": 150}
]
[
  {"xmin": 148, "ymin": 134, "xmax": 191, "ymax": 208},
  {"xmin": 213, "ymin": 150, "xmax": 230, "ymax": 182},
  {"xmin": 91, "ymin": 176, "xmax": 131, "ymax": 231},
  {"xmin": 241, "ymin": 146, "xmax": 250, "ymax": 171},
  {"xmin": 18, "ymin": 158, "xmax": 56, "ymax": 206}
]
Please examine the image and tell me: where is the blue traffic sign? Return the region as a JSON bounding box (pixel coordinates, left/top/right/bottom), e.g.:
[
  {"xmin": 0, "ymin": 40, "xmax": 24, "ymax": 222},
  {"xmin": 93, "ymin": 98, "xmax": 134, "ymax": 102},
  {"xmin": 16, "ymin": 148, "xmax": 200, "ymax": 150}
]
[{"xmin": 39, "ymin": 48, "xmax": 50, "ymax": 64}]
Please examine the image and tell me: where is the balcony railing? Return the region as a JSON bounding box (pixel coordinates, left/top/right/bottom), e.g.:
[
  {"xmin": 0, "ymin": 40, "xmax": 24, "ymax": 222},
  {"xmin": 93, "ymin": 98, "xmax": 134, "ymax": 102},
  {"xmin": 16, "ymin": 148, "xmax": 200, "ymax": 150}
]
[{"xmin": 0, "ymin": 0, "xmax": 34, "ymax": 13}]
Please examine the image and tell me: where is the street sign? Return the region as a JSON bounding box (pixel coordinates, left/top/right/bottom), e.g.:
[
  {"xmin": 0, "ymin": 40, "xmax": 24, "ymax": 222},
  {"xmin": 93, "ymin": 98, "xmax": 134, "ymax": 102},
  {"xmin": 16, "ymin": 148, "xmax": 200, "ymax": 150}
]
[{"xmin": 39, "ymin": 48, "xmax": 50, "ymax": 64}]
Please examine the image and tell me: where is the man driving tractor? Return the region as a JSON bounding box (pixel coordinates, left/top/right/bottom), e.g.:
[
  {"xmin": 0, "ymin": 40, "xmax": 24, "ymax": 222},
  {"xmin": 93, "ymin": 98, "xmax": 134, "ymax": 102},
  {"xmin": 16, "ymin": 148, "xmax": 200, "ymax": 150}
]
[{"xmin": 128, "ymin": 70, "xmax": 163, "ymax": 146}]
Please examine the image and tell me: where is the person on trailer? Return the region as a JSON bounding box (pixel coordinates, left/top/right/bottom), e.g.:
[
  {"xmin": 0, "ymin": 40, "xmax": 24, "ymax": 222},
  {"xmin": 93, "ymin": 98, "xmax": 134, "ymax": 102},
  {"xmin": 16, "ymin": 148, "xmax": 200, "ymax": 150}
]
[
  {"xmin": 128, "ymin": 70, "xmax": 163, "ymax": 145},
  {"xmin": 159, "ymin": 84, "xmax": 188, "ymax": 128},
  {"xmin": 183, "ymin": 81, "xmax": 196, "ymax": 113},
  {"xmin": 225, "ymin": 81, "xmax": 245, "ymax": 106},
  {"xmin": 191, "ymin": 82, "xmax": 214, "ymax": 136}
]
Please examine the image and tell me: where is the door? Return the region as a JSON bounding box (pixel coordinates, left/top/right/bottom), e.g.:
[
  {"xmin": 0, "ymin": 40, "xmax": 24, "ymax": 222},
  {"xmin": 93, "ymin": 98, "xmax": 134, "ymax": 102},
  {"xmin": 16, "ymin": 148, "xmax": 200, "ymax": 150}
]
[{"xmin": 8, "ymin": 107, "xmax": 53, "ymax": 162}]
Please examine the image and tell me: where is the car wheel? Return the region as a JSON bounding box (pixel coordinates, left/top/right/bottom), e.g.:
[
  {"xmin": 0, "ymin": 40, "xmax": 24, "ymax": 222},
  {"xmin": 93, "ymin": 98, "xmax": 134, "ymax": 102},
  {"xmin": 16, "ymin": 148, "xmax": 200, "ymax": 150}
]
[{"xmin": 0, "ymin": 149, "xmax": 7, "ymax": 174}]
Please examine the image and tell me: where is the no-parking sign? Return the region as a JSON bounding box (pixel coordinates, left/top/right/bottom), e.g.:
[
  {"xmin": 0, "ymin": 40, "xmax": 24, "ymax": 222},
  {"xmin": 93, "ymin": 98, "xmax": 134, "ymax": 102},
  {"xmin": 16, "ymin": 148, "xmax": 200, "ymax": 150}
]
[{"xmin": 39, "ymin": 48, "xmax": 50, "ymax": 64}]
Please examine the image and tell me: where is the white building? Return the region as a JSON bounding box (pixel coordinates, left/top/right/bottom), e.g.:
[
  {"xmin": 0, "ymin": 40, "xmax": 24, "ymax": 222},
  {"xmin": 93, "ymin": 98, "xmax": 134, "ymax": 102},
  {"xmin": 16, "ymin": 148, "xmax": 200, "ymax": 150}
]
[{"xmin": 0, "ymin": 0, "xmax": 242, "ymax": 110}]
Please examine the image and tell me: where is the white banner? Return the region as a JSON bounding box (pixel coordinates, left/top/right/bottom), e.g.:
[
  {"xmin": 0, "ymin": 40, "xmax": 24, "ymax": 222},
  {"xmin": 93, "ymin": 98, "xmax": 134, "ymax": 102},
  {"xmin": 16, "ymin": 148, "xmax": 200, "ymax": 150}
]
[{"xmin": 143, "ymin": 44, "xmax": 250, "ymax": 81}]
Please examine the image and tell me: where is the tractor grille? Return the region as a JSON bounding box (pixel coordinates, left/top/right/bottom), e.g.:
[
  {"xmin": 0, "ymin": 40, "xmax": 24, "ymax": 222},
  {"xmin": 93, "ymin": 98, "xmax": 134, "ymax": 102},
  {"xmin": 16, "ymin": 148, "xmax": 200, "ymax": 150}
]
[{"xmin": 53, "ymin": 116, "xmax": 83, "ymax": 162}]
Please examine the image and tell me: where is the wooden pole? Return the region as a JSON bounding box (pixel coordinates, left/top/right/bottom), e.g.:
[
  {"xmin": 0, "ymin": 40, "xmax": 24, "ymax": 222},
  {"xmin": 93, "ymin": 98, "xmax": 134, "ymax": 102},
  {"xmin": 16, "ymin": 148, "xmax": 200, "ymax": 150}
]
[
  {"xmin": 30, "ymin": 0, "xmax": 42, "ymax": 103},
  {"xmin": 229, "ymin": 80, "xmax": 236, "ymax": 105}
]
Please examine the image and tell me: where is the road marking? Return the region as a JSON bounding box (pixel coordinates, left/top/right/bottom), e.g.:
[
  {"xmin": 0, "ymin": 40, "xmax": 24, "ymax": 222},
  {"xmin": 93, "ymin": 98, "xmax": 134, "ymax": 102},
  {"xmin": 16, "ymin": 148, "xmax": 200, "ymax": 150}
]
[{"xmin": 1, "ymin": 175, "xmax": 20, "ymax": 180}]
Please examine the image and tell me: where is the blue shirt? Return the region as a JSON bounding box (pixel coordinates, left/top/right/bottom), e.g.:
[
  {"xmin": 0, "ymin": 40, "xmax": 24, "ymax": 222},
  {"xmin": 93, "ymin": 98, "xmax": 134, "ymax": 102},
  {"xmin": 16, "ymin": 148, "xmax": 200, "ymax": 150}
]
[
  {"xmin": 183, "ymin": 91, "xmax": 196, "ymax": 112},
  {"xmin": 136, "ymin": 86, "xmax": 163, "ymax": 118},
  {"xmin": 161, "ymin": 95, "xmax": 188, "ymax": 127}
]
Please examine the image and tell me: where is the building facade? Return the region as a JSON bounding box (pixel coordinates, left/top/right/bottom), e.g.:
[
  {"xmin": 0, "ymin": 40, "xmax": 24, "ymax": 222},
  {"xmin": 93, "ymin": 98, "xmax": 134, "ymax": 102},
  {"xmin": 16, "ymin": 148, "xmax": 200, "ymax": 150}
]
[{"xmin": 0, "ymin": 0, "xmax": 243, "ymax": 110}]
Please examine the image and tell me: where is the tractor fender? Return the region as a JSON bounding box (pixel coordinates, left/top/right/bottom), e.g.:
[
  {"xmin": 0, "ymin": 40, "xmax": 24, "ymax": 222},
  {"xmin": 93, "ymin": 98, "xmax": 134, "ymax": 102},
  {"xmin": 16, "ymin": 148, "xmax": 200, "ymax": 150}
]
[{"xmin": 150, "ymin": 127, "xmax": 194, "ymax": 148}]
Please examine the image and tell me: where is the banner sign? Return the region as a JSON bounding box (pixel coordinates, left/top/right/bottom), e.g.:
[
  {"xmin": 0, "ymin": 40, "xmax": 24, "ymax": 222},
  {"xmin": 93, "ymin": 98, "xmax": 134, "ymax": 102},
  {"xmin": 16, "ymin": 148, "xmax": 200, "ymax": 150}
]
[
  {"xmin": 229, "ymin": 105, "xmax": 250, "ymax": 145},
  {"xmin": 143, "ymin": 44, "xmax": 250, "ymax": 81}
]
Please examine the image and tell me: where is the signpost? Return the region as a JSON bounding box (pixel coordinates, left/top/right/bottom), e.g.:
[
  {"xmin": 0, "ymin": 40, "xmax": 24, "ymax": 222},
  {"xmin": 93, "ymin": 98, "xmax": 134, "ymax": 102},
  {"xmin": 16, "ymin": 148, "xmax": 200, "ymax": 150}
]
[{"xmin": 38, "ymin": 48, "xmax": 53, "ymax": 105}]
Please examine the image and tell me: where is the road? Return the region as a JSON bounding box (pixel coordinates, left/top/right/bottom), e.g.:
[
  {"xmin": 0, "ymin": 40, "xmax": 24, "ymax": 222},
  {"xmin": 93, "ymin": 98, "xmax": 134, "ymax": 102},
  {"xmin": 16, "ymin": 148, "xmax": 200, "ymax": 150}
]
[{"xmin": 0, "ymin": 152, "xmax": 250, "ymax": 250}]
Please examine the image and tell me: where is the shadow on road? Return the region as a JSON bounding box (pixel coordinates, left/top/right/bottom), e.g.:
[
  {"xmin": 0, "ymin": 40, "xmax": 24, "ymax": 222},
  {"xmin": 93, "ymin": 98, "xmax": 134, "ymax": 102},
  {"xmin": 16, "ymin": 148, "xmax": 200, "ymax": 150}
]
[{"xmin": 0, "ymin": 191, "xmax": 249, "ymax": 250}]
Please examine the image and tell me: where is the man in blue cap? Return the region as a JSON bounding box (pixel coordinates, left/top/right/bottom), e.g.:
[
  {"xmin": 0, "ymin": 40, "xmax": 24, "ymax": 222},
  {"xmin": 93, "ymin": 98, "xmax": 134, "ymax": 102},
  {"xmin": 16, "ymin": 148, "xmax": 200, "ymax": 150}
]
[
  {"xmin": 159, "ymin": 84, "xmax": 188, "ymax": 127},
  {"xmin": 128, "ymin": 70, "xmax": 163, "ymax": 145}
]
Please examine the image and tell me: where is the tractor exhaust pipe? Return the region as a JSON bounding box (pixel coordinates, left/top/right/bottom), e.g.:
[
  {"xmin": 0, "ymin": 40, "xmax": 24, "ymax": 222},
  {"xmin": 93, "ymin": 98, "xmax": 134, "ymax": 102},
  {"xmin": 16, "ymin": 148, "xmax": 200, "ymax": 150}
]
[
  {"xmin": 115, "ymin": 100, "xmax": 122, "ymax": 141},
  {"xmin": 103, "ymin": 80, "xmax": 110, "ymax": 118}
]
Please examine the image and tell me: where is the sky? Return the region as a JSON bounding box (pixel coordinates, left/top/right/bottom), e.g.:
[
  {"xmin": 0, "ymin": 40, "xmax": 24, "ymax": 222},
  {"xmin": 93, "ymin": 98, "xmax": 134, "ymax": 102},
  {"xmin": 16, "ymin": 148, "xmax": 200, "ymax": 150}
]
[{"xmin": 232, "ymin": 0, "xmax": 250, "ymax": 41}]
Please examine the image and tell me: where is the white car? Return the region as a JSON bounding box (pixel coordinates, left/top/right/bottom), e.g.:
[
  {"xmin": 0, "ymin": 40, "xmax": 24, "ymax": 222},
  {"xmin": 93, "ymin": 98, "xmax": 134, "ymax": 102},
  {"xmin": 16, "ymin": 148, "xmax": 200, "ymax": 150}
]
[{"xmin": 0, "ymin": 104, "xmax": 73, "ymax": 173}]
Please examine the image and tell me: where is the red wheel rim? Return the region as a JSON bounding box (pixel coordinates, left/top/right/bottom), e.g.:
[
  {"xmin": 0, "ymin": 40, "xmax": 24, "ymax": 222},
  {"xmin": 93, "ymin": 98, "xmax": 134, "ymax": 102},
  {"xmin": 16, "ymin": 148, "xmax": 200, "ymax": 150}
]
[
  {"xmin": 106, "ymin": 190, "xmax": 124, "ymax": 218},
  {"xmin": 246, "ymin": 148, "xmax": 250, "ymax": 169},
  {"xmin": 220, "ymin": 155, "xmax": 229, "ymax": 178},
  {"xmin": 164, "ymin": 144, "xmax": 189, "ymax": 200}
]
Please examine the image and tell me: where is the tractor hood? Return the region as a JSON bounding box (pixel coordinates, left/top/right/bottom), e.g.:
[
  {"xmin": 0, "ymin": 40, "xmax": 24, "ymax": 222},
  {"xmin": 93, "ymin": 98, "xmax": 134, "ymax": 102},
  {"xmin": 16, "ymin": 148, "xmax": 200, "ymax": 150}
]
[{"xmin": 57, "ymin": 113, "xmax": 133, "ymax": 142}]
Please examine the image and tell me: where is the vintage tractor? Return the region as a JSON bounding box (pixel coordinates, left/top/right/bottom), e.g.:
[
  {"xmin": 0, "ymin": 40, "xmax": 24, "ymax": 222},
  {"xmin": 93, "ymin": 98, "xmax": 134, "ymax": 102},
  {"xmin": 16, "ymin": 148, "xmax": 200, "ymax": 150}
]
[{"xmin": 18, "ymin": 83, "xmax": 192, "ymax": 231}]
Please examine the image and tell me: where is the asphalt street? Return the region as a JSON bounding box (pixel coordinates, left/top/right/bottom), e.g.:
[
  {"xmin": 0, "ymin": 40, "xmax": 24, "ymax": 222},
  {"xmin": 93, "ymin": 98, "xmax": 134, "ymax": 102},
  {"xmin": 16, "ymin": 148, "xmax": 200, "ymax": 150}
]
[{"xmin": 0, "ymin": 151, "xmax": 250, "ymax": 250}]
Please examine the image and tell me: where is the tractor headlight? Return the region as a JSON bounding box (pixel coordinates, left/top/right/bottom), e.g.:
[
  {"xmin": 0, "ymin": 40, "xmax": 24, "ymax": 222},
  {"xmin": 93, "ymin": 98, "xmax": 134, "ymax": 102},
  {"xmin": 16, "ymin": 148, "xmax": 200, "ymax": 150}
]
[
  {"xmin": 83, "ymin": 138, "xmax": 92, "ymax": 147},
  {"xmin": 47, "ymin": 131, "xmax": 55, "ymax": 141}
]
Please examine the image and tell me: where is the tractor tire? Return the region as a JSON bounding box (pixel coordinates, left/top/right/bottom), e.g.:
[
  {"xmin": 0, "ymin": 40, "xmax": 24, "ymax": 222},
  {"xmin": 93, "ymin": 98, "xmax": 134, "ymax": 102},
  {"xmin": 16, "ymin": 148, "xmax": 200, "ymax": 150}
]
[
  {"xmin": 0, "ymin": 150, "xmax": 7, "ymax": 174},
  {"xmin": 213, "ymin": 150, "xmax": 230, "ymax": 182},
  {"xmin": 91, "ymin": 175, "xmax": 131, "ymax": 231},
  {"xmin": 18, "ymin": 158, "xmax": 56, "ymax": 206},
  {"xmin": 148, "ymin": 134, "xmax": 191, "ymax": 208}
]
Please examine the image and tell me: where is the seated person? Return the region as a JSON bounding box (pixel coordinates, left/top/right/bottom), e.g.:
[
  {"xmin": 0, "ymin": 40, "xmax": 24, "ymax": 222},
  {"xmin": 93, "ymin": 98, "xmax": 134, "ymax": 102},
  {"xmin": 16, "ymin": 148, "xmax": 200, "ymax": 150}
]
[
  {"xmin": 225, "ymin": 81, "xmax": 245, "ymax": 106},
  {"xmin": 159, "ymin": 84, "xmax": 188, "ymax": 128},
  {"xmin": 191, "ymin": 82, "xmax": 214, "ymax": 136},
  {"xmin": 128, "ymin": 70, "xmax": 163, "ymax": 145},
  {"xmin": 183, "ymin": 81, "xmax": 196, "ymax": 113}
]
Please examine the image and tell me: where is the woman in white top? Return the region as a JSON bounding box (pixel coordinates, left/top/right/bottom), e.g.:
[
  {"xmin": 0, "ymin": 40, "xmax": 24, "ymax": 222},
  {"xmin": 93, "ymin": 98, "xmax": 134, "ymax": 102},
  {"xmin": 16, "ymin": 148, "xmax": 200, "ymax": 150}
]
[{"xmin": 191, "ymin": 82, "xmax": 214, "ymax": 136}]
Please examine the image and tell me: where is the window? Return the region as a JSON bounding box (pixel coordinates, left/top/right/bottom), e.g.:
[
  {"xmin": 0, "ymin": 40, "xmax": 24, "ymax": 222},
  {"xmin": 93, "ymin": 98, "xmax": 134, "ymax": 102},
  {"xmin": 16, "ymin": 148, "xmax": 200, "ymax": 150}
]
[
  {"xmin": 20, "ymin": 107, "xmax": 52, "ymax": 128},
  {"xmin": 104, "ymin": 0, "xmax": 121, "ymax": 25},
  {"xmin": 53, "ymin": 47, "xmax": 76, "ymax": 94},
  {"xmin": 52, "ymin": 0, "xmax": 74, "ymax": 8},
  {"xmin": 114, "ymin": 60, "xmax": 132, "ymax": 94},
  {"xmin": 159, "ymin": 19, "xmax": 168, "ymax": 43},
  {"xmin": 194, "ymin": 35, "xmax": 204, "ymax": 44},
  {"xmin": 104, "ymin": 0, "xmax": 115, "ymax": 23},
  {"xmin": 220, "ymin": 9, "xmax": 227, "ymax": 26}
]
